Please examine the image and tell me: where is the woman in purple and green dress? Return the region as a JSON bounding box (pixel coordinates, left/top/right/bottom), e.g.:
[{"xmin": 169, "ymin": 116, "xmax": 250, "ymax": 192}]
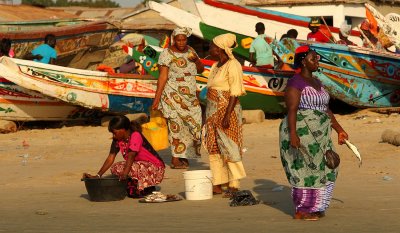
[
  {"xmin": 151, "ymin": 27, "xmax": 204, "ymax": 169},
  {"xmin": 279, "ymin": 45, "xmax": 349, "ymax": 220}
]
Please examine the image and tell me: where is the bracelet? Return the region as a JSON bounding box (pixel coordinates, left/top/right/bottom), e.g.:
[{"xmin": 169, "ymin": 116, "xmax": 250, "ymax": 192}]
[{"xmin": 96, "ymin": 174, "xmax": 101, "ymax": 178}]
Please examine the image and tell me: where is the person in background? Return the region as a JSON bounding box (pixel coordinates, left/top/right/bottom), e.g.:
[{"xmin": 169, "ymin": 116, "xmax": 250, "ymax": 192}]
[
  {"xmin": 0, "ymin": 38, "xmax": 13, "ymax": 57},
  {"xmin": 119, "ymin": 56, "xmax": 140, "ymax": 74},
  {"xmin": 24, "ymin": 34, "xmax": 57, "ymax": 64},
  {"xmin": 279, "ymin": 45, "xmax": 349, "ymax": 221},
  {"xmin": 249, "ymin": 22, "xmax": 274, "ymax": 68},
  {"xmin": 286, "ymin": 29, "xmax": 298, "ymax": 39},
  {"xmin": 360, "ymin": 19, "xmax": 384, "ymax": 51},
  {"xmin": 280, "ymin": 29, "xmax": 298, "ymax": 41},
  {"xmin": 307, "ymin": 17, "xmax": 332, "ymax": 43},
  {"xmin": 151, "ymin": 27, "xmax": 204, "ymax": 169},
  {"xmin": 204, "ymin": 33, "xmax": 246, "ymax": 197},
  {"xmin": 83, "ymin": 116, "xmax": 165, "ymax": 198},
  {"xmin": 337, "ymin": 22, "xmax": 357, "ymax": 46}
]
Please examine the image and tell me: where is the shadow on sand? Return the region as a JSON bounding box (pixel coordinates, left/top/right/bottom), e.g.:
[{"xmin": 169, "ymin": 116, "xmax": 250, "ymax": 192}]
[
  {"xmin": 252, "ymin": 179, "xmax": 293, "ymax": 216},
  {"xmin": 158, "ymin": 148, "xmax": 210, "ymax": 170}
]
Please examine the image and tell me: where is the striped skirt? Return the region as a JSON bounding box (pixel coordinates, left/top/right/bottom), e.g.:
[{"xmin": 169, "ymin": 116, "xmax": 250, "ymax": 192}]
[{"xmin": 292, "ymin": 181, "xmax": 335, "ymax": 213}]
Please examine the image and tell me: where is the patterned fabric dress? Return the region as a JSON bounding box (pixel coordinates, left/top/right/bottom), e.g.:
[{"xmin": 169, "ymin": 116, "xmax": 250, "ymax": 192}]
[
  {"xmin": 157, "ymin": 48, "xmax": 202, "ymax": 159},
  {"xmin": 203, "ymin": 60, "xmax": 246, "ymax": 188},
  {"xmin": 279, "ymin": 74, "xmax": 338, "ymax": 213},
  {"xmin": 110, "ymin": 131, "xmax": 165, "ymax": 191}
]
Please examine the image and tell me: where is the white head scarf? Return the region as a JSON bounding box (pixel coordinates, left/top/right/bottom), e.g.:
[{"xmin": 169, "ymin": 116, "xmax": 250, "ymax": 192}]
[
  {"xmin": 171, "ymin": 27, "xmax": 192, "ymax": 45},
  {"xmin": 212, "ymin": 33, "xmax": 238, "ymax": 60},
  {"xmin": 340, "ymin": 22, "xmax": 352, "ymax": 38}
]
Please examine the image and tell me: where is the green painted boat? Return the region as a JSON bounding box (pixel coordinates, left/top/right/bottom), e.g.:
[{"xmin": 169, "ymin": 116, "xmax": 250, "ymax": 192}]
[{"xmin": 124, "ymin": 44, "xmax": 293, "ymax": 113}]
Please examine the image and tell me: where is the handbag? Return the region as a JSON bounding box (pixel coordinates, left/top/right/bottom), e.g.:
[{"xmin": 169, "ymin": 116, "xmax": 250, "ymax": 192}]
[{"xmin": 324, "ymin": 149, "xmax": 340, "ymax": 169}]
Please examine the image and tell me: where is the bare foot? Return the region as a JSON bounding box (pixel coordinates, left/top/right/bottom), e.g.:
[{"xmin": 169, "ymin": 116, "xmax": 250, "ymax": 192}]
[{"xmin": 170, "ymin": 157, "xmax": 188, "ymax": 169}]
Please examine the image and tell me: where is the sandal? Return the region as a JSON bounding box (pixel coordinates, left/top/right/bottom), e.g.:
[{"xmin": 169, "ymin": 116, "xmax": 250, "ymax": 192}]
[
  {"xmin": 222, "ymin": 190, "xmax": 235, "ymax": 198},
  {"xmin": 170, "ymin": 163, "xmax": 188, "ymax": 169},
  {"xmin": 213, "ymin": 185, "xmax": 223, "ymax": 195},
  {"xmin": 293, "ymin": 212, "xmax": 319, "ymax": 221},
  {"xmin": 314, "ymin": 211, "xmax": 325, "ymax": 218}
]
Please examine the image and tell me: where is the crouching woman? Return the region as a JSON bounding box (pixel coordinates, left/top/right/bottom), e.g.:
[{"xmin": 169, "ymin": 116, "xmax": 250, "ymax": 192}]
[{"xmin": 83, "ymin": 115, "xmax": 165, "ymax": 197}]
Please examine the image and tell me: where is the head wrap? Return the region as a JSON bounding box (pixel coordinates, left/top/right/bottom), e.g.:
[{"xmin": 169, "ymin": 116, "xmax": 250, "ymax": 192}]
[
  {"xmin": 212, "ymin": 33, "xmax": 238, "ymax": 60},
  {"xmin": 171, "ymin": 27, "xmax": 192, "ymax": 45},
  {"xmin": 172, "ymin": 27, "xmax": 192, "ymax": 38},
  {"xmin": 309, "ymin": 17, "xmax": 321, "ymax": 27},
  {"xmin": 340, "ymin": 22, "xmax": 352, "ymax": 37},
  {"xmin": 293, "ymin": 45, "xmax": 311, "ymax": 69}
]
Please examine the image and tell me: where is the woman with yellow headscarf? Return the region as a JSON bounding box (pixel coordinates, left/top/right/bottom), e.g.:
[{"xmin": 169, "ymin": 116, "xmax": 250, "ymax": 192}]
[
  {"xmin": 203, "ymin": 33, "xmax": 246, "ymax": 196},
  {"xmin": 152, "ymin": 27, "xmax": 204, "ymax": 169}
]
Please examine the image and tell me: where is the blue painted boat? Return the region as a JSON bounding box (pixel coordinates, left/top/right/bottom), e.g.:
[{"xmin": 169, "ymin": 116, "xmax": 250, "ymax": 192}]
[
  {"xmin": 308, "ymin": 42, "xmax": 400, "ymax": 108},
  {"xmin": 0, "ymin": 57, "xmax": 156, "ymax": 114}
]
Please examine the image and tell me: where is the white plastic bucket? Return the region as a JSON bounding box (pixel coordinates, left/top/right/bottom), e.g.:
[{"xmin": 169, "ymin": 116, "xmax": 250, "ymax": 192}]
[{"xmin": 183, "ymin": 170, "xmax": 213, "ymax": 200}]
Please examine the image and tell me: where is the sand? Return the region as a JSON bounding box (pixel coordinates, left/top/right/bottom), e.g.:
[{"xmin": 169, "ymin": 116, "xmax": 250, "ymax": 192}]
[{"xmin": 0, "ymin": 110, "xmax": 399, "ymax": 233}]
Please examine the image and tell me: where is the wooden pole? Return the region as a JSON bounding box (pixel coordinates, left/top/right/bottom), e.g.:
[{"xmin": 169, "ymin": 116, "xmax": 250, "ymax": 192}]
[
  {"xmin": 358, "ymin": 26, "xmax": 376, "ymax": 49},
  {"xmin": 320, "ymin": 16, "xmax": 337, "ymax": 43}
]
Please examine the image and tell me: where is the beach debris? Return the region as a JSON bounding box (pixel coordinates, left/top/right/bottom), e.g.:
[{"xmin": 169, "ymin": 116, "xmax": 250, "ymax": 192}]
[
  {"xmin": 229, "ymin": 190, "xmax": 260, "ymax": 207},
  {"xmin": 354, "ymin": 115, "xmax": 368, "ymax": 120},
  {"xmin": 242, "ymin": 110, "xmax": 265, "ymax": 124},
  {"xmin": 383, "ymin": 176, "xmax": 393, "ymax": 181},
  {"xmin": 21, "ymin": 154, "xmax": 29, "ymax": 166},
  {"xmin": 272, "ymin": 186, "xmax": 284, "ymax": 192},
  {"xmin": 0, "ymin": 120, "xmax": 17, "ymax": 133},
  {"xmin": 141, "ymin": 192, "xmax": 182, "ymax": 203},
  {"xmin": 344, "ymin": 140, "xmax": 362, "ymax": 167},
  {"xmin": 35, "ymin": 210, "xmax": 48, "ymax": 215},
  {"xmin": 22, "ymin": 140, "xmax": 30, "ymax": 149},
  {"xmin": 381, "ymin": 129, "xmax": 400, "ymax": 146}
]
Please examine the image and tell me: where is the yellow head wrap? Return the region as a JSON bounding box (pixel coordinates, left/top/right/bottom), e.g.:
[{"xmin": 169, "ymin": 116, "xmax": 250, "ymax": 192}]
[{"xmin": 212, "ymin": 33, "xmax": 238, "ymax": 60}]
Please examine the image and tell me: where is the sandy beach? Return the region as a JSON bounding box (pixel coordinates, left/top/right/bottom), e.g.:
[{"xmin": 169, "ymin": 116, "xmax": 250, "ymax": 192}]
[{"xmin": 1, "ymin": 109, "xmax": 399, "ymax": 233}]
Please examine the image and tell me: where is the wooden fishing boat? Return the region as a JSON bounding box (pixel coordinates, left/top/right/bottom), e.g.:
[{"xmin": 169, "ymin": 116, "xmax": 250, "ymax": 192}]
[
  {"xmin": 124, "ymin": 44, "xmax": 294, "ymax": 113},
  {"xmin": 200, "ymin": 59, "xmax": 293, "ymax": 113},
  {"xmin": 365, "ymin": 3, "xmax": 399, "ymax": 50},
  {"xmin": 0, "ymin": 57, "xmax": 157, "ymax": 114},
  {"xmin": 308, "ymin": 42, "xmax": 400, "ymax": 108},
  {"xmin": 1, "ymin": 20, "xmax": 119, "ymax": 67},
  {"xmin": 150, "ymin": 1, "xmax": 400, "ymax": 108},
  {"xmin": 149, "ymin": 1, "xmax": 298, "ymax": 63},
  {"xmin": 0, "ymin": 78, "xmax": 99, "ymax": 121},
  {"xmin": 0, "ymin": 18, "xmax": 87, "ymax": 33},
  {"xmin": 196, "ymin": 0, "xmax": 362, "ymax": 45}
]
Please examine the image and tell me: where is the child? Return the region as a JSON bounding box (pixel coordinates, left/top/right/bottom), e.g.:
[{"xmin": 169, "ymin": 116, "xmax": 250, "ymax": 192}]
[{"xmin": 83, "ymin": 116, "xmax": 165, "ymax": 197}]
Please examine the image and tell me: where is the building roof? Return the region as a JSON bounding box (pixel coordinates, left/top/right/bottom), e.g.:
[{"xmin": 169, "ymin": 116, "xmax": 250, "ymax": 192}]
[
  {"xmin": 0, "ymin": 4, "xmax": 78, "ymax": 21},
  {"xmin": 49, "ymin": 6, "xmax": 138, "ymax": 20},
  {"xmin": 243, "ymin": 0, "xmax": 400, "ymax": 6}
]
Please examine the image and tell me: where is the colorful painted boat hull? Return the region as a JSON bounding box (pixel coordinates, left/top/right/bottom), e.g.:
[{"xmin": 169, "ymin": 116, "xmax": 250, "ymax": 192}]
[
  {"xmin": 197, "ymin": 0, "xmax": 362, "ymax": 45},
  {"xmin": 0, "ymin": 78, "xmax": 100, "ymax": 121},
  {"xmin": 125, "ymin": 44, "xmax": 293, "ymax": 113},
  {"xmin": 1, "ymin": 21, "xmax": 119, "ymax": 66},
  {"xmin": 200, "ymin": 60, "xmax": 291, "ymax": 113},
  {"xmin": 0, "ymin": 57, "xmax": 157, "ymax": 114},
  {"xmin": 309, "ymin": 43, "xmax": 400, "ymax": 107}
]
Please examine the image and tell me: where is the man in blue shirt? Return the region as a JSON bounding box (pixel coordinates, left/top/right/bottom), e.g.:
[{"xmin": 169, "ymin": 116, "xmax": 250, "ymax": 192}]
[
  {"xmin": 25, "ymin": 34, "xmax": 57, "ymax": 64},
  {"xmin": 249, "ymin": 22, "xmax": 274, "ymax": 68}
]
